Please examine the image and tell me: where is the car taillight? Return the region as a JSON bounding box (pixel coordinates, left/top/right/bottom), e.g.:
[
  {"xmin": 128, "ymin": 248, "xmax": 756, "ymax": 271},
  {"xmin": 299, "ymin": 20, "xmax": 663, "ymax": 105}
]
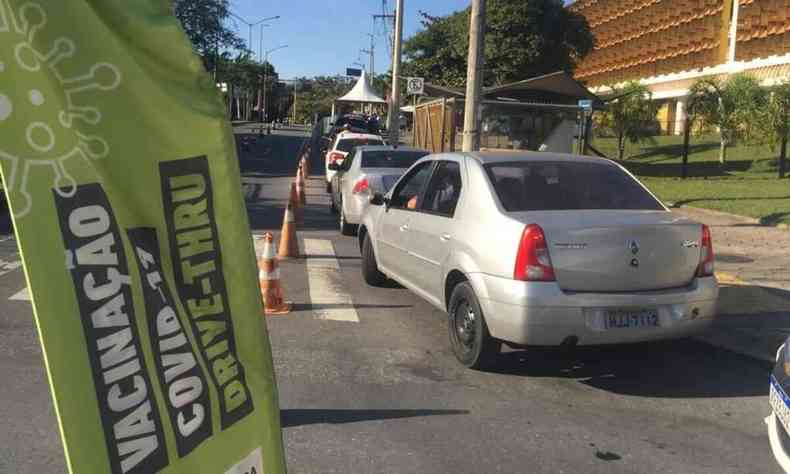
[
  {"xmin": 696, "ymin": 224, "xmax": 714, "ymax": 277},
  {"xmin": 514, "ymin": 224, "xmax": 555, "ymax": 282},
  {"xmin": 328, "ymin": 151, "xmax": 344, "ymax": 163},
  {"xmin": 352, "ymin": 178, "xmax": 369, "ymax": 194}
]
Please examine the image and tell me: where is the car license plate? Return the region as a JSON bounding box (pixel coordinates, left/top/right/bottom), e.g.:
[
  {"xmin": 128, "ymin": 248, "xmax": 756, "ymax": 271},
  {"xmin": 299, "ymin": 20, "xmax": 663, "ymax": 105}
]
[
  {"xmin": 770, "ymin": 376, "xmax": 790, "ymax": 434},
  {"xmin": 604, "ymin": 309, "xmax": 658, "ymax": 329}
]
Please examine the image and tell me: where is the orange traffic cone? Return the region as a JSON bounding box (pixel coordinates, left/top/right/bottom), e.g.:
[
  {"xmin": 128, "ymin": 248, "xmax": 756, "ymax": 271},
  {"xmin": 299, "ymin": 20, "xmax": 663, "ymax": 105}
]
[
  {"xmin": 289, "ymin": 182, "xmax": 303, "ymax": 225},
  {"xmin": 301, "ymin": 156, "xmax": 310, "ymax": 179},
  {"xmin": 304, "ymin": 154, "xmax": 311, "ymax": 179},
  {"xmin": 296, "ymin": 166, "xmax": 306, "ymax": 205},
  {"xmin": 259, "ymin": 232, "xmax": 292, "ymax": 315},
  {"xmin": 278, "ymin": 202, "xmax": 300, "ymax": 259}
]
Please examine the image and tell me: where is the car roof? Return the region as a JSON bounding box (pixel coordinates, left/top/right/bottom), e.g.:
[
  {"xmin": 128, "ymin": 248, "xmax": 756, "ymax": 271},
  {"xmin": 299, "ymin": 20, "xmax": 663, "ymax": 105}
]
[
  {"xmin": 336, "ymin": 132, "xmax": 383, "ymax": 140},
  {"xmin": 355, "ymin": 145, "xmax": 428, "ymax": 153},
  {"xmin": 460, "ymin": 150, "xmax": 615, "ymax": 166}
]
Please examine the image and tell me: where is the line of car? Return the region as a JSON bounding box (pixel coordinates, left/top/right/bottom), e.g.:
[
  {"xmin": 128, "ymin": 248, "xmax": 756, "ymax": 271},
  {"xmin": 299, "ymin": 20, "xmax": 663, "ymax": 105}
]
[{"xmin": 320, "ymin": 124, "xmax": 790, "ymax": 472}]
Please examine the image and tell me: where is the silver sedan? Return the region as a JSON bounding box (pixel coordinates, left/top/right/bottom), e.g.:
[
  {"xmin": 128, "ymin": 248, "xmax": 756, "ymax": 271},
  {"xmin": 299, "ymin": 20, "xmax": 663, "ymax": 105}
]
[
  {"xmin": 329, "ymin": 146, "xmax": 428, "ymax": 235},
  {"xmin": 358, "ymin": 151, "xmax": 718, "ymax": 369}
]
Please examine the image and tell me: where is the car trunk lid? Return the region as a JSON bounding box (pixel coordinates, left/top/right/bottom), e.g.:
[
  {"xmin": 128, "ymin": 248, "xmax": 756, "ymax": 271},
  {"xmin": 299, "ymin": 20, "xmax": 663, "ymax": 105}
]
[{"xmin": 510, "ymin": 210, "xmax": 703, "ymax": 292}]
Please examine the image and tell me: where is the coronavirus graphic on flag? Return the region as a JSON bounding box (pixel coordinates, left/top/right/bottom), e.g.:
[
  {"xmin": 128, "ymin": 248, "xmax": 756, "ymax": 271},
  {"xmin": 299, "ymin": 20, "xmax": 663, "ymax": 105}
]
[{"xmin": 0, "ymin": 1, "xmax": 121, "ymax": 218}]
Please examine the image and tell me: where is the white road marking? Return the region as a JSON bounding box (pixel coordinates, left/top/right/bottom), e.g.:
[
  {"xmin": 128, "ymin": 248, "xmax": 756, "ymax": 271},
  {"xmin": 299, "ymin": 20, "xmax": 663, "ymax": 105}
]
[
  {"xmin": 9, "ymin": 287, "xmax": 29, "ymax": 301},
  {"xmin": 303, "ymin": 238, "xmax": 360, "ymax": 323}
]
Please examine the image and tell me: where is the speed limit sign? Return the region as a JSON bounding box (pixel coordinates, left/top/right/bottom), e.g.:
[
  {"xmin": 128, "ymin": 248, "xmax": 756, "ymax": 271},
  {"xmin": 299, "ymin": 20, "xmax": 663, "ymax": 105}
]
[{"xmin": 406, "ymin": 77, "xmax": 424, "ymax": 95}]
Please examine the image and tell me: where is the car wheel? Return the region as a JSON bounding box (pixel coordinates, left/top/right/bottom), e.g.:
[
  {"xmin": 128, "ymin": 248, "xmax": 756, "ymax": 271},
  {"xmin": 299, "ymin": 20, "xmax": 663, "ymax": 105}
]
[
  {"xmin": 340, "ymin": 207, "xmax": 356, "ymax": 236},
  {"xmin": 448, "ymin": 282, "xmax": 500, "ymax": 369},
  {"xmin": 361, "ymin": 233, "xmax": 386, "ymax": 286}
]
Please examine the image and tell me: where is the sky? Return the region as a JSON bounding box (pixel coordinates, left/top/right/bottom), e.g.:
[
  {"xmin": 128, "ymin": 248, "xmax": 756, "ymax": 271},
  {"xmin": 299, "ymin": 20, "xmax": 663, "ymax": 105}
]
[{"xmin": 224, "ymin": 0, "xmax": 471, "ymax": 79}]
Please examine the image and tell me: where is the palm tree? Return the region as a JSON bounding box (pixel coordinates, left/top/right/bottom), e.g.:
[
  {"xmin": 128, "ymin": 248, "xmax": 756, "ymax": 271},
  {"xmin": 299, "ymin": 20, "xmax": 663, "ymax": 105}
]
[
  {"xmin": 600, "ymin": 82, "xmax": 658, "ymax": 161},
  {"xmin": 757, "ymin": 81, "xmax": 790, "ymax": 178},
  {"xmin": 688, "ymin": 74, "xmax": 767, "ymax": 164}
]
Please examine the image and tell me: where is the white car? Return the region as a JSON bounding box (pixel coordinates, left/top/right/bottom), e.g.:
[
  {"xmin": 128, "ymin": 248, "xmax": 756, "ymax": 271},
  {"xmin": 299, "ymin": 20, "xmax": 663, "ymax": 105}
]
[
  {"xmin": 358, "ymin": 151, "xmax": 718, "ymax": 368},
  {"xmin": 324, "ymin": 132, "xmax": 384, "ymax": 192},
  {"xmin": 329, "ymin": 146, "xmax": 429, "ymax": 235}
]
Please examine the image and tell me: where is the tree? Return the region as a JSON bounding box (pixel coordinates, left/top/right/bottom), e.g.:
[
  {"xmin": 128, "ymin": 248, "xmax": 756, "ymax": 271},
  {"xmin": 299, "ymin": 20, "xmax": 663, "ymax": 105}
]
[
  {"xmin": 757, "ymin": 81, "xmax": 790, "ymax": 178},
  {"xmin": 292, "ymin": 76, "xmax": 354, "ymax": 121},
  {"xmin": 402, "ymin": 0, "xmax": 594, "ymax": 88},
  {"xmin": 688, "ymin": 74, "xmax": 767, "ymax": 164},
  {"xmin": 599, "ymin": 82, "xmax": 657, "ymax": 161},
  {"xmin": 173, "ymin": 0, "xmax": 246, "ymax": 71},
  {"xmin": 220, "ymin": 53, "xmax": 277, "ymax": 121}
]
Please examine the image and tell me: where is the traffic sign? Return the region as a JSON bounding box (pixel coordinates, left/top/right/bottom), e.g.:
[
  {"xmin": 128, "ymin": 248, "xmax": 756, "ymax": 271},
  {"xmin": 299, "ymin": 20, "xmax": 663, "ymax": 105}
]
[
  {"xmin": 406, "ymin": 77, "xmax": 425, "ymax": 95},
  {"xmin": 578, "ymin": 99, "xmax": 593, "ymax": 109},
  {"xmin": 346, "ymin": 68, "xmax": 362, "ymax": 77}
]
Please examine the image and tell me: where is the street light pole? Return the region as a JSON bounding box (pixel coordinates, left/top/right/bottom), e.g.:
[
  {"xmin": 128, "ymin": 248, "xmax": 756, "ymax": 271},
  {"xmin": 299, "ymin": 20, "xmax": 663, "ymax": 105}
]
[
  {"xmin": 228, "ymin": 12, "xmax": 280, "ymax": 58},
  {"xmin": 263, "ymin": 45, "xmax": 288, "ymax": 123}
]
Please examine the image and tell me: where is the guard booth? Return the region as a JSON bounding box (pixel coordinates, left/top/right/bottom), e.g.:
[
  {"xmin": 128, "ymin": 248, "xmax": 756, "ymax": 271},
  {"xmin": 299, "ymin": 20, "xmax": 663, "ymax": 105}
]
[{"xmin": 413, "ymin": 72, "xmax": 600, "ymax": 154}]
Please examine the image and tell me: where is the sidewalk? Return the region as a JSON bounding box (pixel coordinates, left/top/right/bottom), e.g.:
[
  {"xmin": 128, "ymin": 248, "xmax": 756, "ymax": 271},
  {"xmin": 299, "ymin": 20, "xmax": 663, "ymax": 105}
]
[{"xmin": 675, "ymin": 206, "xmax": 790, "ymax": 362}]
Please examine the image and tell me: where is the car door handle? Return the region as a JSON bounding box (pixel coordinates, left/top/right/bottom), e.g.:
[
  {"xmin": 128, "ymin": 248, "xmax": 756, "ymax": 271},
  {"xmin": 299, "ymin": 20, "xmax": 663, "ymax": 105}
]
[
  {"xmin": 400, "ymin": 224, "xmax": 410, "ymax": 232},
  {"xmin": 440, "ymin": 233, "xmax": 452, "ymax": 242}
]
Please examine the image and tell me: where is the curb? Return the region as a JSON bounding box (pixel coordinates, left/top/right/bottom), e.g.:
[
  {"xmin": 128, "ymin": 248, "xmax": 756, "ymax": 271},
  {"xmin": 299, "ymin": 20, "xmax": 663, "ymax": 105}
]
[{"xmin": 674, "ymin": 205, "xmax": 789, "ymax": 230}]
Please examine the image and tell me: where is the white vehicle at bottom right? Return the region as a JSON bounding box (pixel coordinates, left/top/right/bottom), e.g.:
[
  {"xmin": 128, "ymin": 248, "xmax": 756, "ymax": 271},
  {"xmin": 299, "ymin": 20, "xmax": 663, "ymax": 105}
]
[
  {"xmin": 768, "ymin": 340, "xmax": 790, "ymax": 472},
  {"xmin": 358, "ymin": 151, "xmax": 719, "ymax": 369}
]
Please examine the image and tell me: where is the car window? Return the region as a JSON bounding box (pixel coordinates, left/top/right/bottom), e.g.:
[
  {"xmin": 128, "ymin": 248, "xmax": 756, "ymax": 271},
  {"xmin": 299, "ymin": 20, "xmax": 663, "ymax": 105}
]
[
  {"xmin": 361, "ymin": 150, "xmax": 429, "ymax": 168},
  {"xmin": 485, "ymin": 161, "xmax": 664, "ymax": 212},
  {"xmin": 337, "ymin": 138, "xmax": 384, "ymax": 153},
  {"xmin": 421, "ymin": 161, "xmax": 462, "ymax": 217},
  {"xmin": 389, "ymin": 161, "xmax": 435, "ymax": 210}
]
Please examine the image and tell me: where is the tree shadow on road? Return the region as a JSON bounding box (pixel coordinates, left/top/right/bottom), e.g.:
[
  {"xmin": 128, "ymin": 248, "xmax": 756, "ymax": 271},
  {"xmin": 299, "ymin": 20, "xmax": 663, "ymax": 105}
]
[
  {"xmin": 281, "ymin": 408, "xmax": 469, "ymax": 428},
  {"xmin": 485, "ymin": 339, "xmax": 770, "ymax": 398}
]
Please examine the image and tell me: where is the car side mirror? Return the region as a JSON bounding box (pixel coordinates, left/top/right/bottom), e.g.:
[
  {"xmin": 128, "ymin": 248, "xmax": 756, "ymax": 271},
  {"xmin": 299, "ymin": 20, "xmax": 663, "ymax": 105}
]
[
  {"xmin": 369, "ymin": 193, "xmax": 385, "ymax": 206},
  {"xmin": 328, "ymin": 162, "xmax": 340, "ymax": 171}
]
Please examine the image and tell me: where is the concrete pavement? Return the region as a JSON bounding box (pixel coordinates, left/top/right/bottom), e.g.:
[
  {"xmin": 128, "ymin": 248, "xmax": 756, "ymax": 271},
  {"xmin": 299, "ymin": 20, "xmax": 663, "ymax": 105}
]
[{"xmin": 674, "ymin": 206, "xmax": 790, "ymax": 363}]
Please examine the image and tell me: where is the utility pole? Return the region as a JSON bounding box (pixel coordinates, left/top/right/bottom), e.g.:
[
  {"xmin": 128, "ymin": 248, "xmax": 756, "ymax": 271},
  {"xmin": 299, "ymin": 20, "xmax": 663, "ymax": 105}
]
[
  {"xmin": 361, "ymin": 34, "xmax": 375, "ymax": 80},
  {"xmin": 462, "ymin": 0, "xmax": 485, "ymax": 152},
  {"xmin": 385, "ymin": 0, "xmax": 404, "ymax": 144}
]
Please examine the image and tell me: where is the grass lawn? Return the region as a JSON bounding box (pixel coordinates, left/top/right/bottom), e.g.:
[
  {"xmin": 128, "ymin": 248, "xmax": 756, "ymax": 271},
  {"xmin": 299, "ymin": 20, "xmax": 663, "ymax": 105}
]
[{"xmin": 591, "ymin": 135, "xmax": 790, "ymax": 224}]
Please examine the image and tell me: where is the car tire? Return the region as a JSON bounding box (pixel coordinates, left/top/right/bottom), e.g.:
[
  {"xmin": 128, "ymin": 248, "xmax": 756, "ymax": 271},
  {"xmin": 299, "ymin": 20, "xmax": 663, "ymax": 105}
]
[
  {"xmin": 340, "ymin": 207, "xmax": 356, "ymax": 236},
  {"xmin": 361, "ymin": 233, "xmax": 386, "ymax": 286},
  {"xmin": 448, "ymin": 282, "xmax": 500, "ymax": 370}
]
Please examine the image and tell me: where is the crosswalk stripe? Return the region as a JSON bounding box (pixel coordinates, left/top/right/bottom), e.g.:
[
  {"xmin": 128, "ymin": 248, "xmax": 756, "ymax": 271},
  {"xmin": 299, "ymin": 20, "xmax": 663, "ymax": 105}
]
[
  {"xmin": 9, "ymin": 287, "xmax": 29, "ymax": 301},
  {"xmin": 303, "ymin": 238, "xmax": 360, "ymax": 323}
]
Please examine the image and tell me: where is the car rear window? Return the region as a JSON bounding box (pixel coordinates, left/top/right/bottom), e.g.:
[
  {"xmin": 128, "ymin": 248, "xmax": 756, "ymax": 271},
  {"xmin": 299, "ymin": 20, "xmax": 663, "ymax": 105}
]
[
  {"xmin": 361, "ymin": 150, "xmax": 428, "ymax": 168},
  {"xmin": 485, "ymin": 161, "xmax": 664, "ymax": 212},
  {"xmin": 337, "ymin": 138, "xmax": 384, "ymax": 153}
]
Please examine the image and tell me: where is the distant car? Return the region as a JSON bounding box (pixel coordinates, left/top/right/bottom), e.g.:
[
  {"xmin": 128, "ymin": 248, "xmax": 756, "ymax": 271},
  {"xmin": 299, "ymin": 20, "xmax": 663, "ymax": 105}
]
[
  {"xmin": 324, "ymin": 132, "xmax": 384, "ymax": 192},
  {"xmin": 329, "ymin": 146, "xmax": 430, "ymax": 235},
  {"xmin": 768, "ymin": 340, "xmax": 790, "ymax": 472},
  {"xmin": 357, "ymin": 151, "xmax": 719, "ymax": 369}
]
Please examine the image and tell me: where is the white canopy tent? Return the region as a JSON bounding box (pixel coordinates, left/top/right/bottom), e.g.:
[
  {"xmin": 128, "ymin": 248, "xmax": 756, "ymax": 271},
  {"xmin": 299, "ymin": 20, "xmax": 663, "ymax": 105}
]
[{"xmin": 332, "ymin": 71, "xmax": 387, "ymax": 119}]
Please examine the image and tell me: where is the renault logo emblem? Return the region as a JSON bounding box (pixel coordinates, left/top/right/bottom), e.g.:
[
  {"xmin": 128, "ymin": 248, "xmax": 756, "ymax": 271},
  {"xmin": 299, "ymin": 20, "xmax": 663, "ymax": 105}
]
[{"xmin": 629, "ymin": 240, "xmax": 640, "ymax": 255}]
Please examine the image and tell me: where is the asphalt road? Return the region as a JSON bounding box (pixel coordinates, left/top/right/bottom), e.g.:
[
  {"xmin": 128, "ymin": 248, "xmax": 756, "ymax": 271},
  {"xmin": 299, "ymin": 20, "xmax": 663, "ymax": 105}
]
[{"xmin": 0, "ymin": 123, "xmax": 782, "ymax": 473}]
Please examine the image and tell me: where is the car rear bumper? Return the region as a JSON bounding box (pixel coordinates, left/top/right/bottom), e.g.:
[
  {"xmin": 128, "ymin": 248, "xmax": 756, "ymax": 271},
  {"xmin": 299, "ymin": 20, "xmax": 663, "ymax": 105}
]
[
  {"xmin": 342, "ymin": 194, "xmax": 368, "ymax": 225},
  {"xmin": 473, "ymin": 274, "xmax": 718, "ymax": 346}
]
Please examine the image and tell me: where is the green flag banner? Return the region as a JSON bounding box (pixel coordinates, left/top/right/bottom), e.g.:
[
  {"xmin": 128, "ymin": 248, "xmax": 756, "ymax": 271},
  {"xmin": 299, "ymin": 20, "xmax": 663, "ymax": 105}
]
[{"xmin": 0, "ymin": 1, "xmax": 286, "ymax": 473}]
